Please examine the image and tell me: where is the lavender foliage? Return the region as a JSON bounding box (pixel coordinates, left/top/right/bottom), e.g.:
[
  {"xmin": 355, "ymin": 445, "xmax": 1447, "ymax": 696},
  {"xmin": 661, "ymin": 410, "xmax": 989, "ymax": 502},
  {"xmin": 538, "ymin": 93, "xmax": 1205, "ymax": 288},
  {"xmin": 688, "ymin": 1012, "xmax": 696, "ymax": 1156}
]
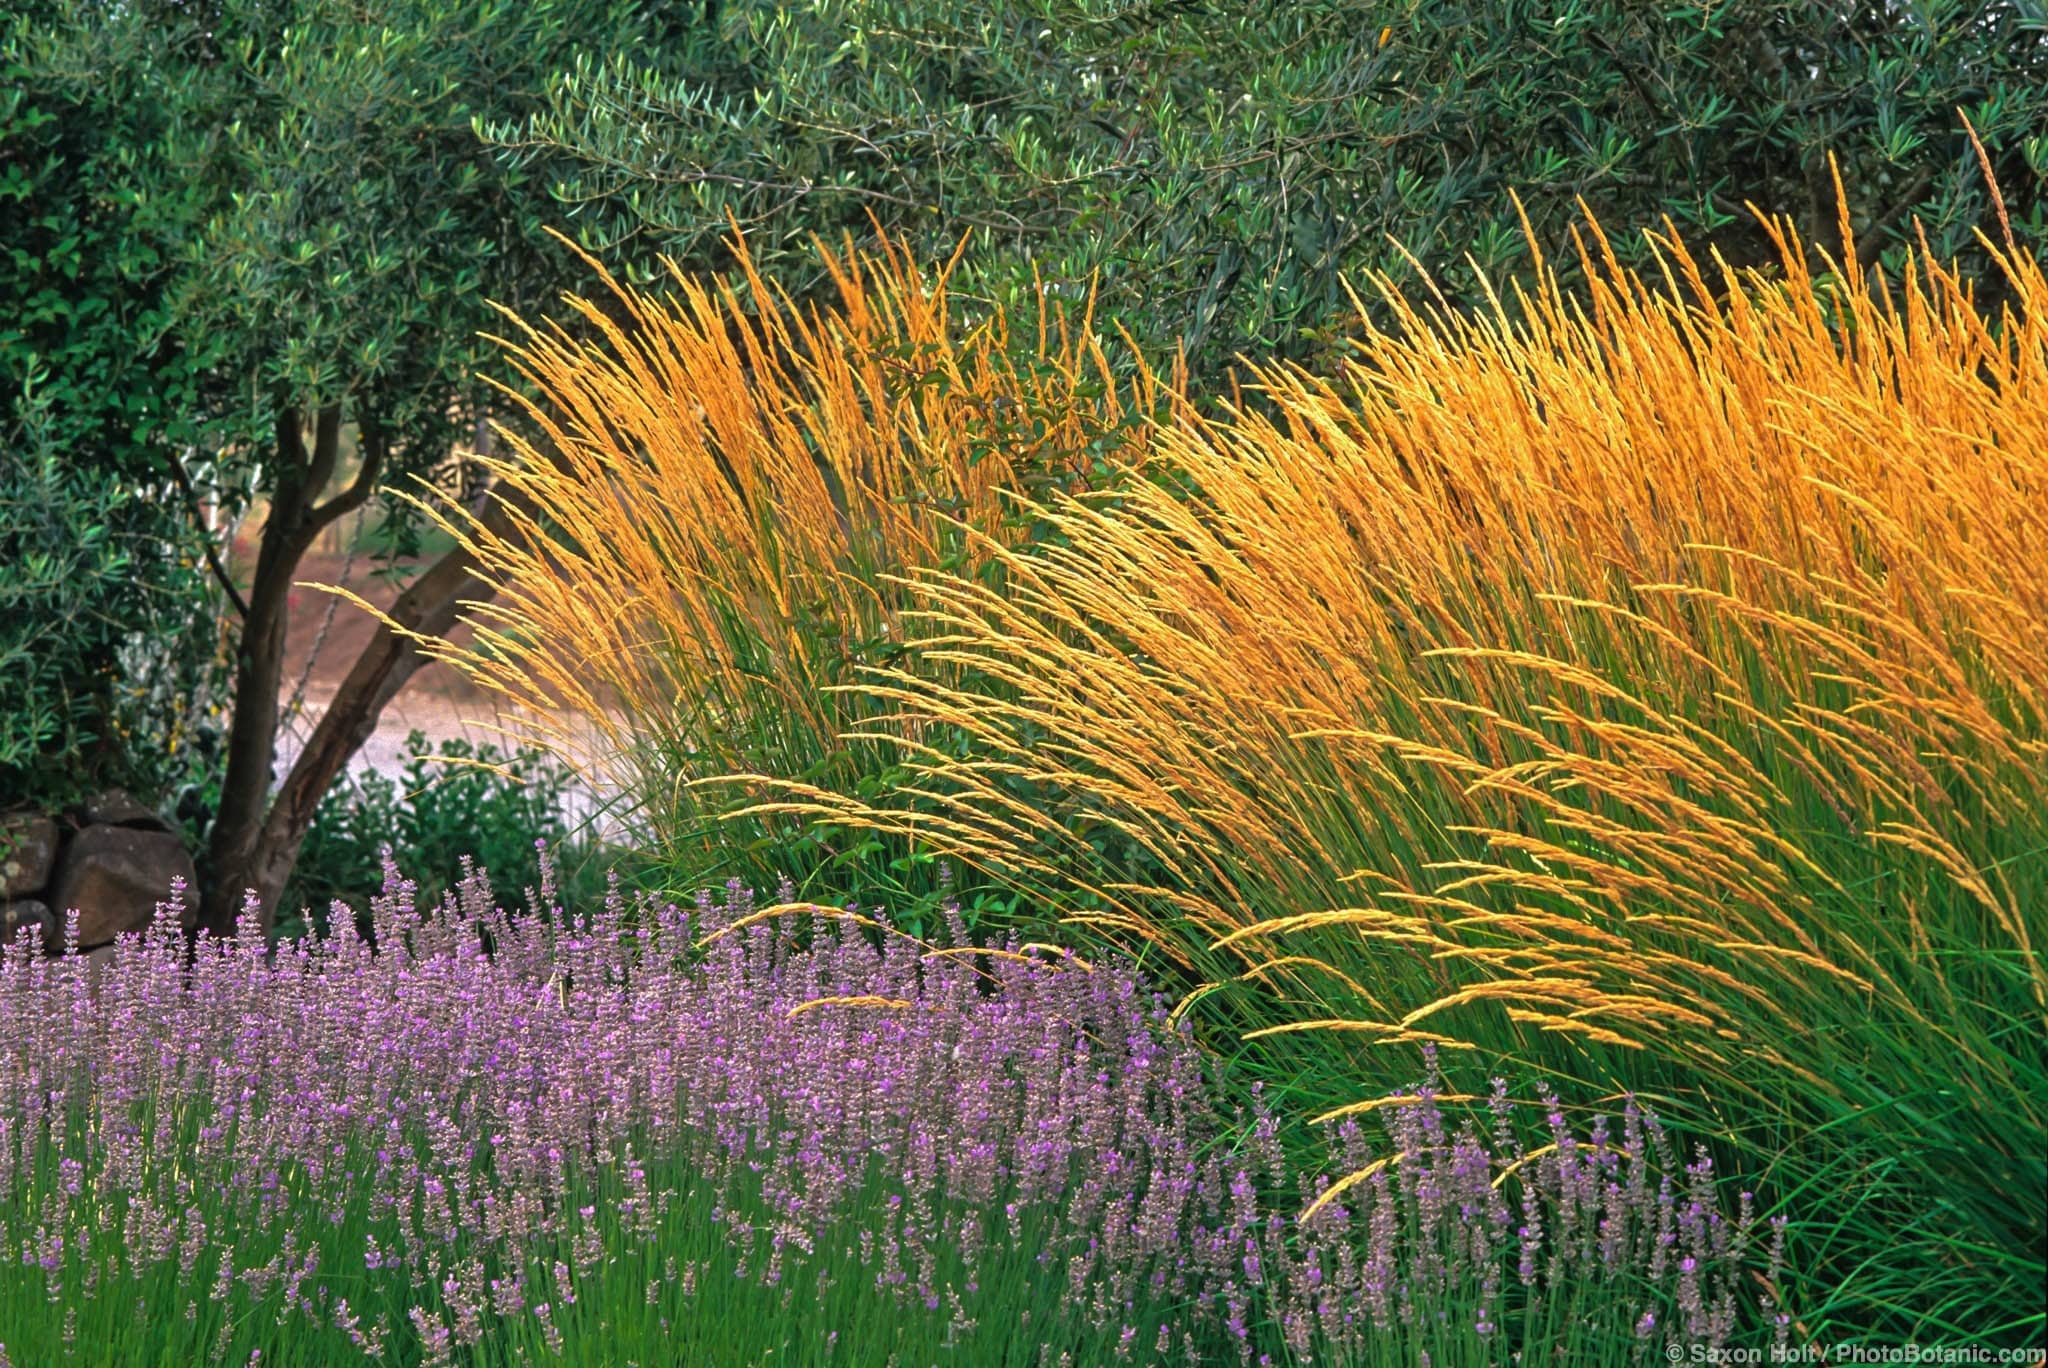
[{"xmin": 0, "ymin": 854, "xmax": 1783, "ymax": 1363}]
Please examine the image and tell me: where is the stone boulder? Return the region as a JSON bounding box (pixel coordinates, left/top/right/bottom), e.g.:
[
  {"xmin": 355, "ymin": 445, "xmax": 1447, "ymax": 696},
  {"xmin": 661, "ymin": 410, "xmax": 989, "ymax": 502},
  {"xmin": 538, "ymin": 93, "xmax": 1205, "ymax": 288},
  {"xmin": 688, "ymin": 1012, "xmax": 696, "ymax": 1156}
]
[
  {"xmin": 46, "ymin": 824, "xmax": 198, "ymax": 948},
  {"xmin": 2, "ymin": 898, "xmax": 56, "ymax": 948},
  {"xmin": 81, "ymin": 788, "xmax": 170, "ymax": 831},
  {"xmin": 1, "ymin": 813, "xmax": 59, "ymax": 897}
]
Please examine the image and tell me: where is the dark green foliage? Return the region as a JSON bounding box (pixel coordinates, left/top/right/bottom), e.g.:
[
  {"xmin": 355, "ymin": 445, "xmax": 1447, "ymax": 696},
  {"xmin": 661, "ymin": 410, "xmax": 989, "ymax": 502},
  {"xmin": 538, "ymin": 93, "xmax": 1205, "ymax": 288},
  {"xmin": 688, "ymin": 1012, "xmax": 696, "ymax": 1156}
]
[
  {"xmin": 1, "ymin": 16, "xmax": 233, "ymax": 812},
  {"xmin": 7, "ymin": 0, "xmax": 703, "ymax": 512},
  {"xmin": 279, "ymin": 730, "xmax": 624, "ymax": 936},
  {"xmin": 496, "ymin": 0, "xmax": 2047, "ymax": 380},
  {"xmin": 0, "ymin": 9, "xmax": 222, "ymax": 469},
  {"xmin": 0, "ymin": 407, "xmax": 229, "ymax": 813}
]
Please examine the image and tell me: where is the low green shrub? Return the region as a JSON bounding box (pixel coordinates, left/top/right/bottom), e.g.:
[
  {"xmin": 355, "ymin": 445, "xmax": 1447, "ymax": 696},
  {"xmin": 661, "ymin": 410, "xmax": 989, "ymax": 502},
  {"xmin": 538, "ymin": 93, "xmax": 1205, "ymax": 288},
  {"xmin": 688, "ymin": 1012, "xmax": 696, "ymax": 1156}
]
[{"xmin": 278, "ymin": 729, "xmax": 628, "ymax": 936}]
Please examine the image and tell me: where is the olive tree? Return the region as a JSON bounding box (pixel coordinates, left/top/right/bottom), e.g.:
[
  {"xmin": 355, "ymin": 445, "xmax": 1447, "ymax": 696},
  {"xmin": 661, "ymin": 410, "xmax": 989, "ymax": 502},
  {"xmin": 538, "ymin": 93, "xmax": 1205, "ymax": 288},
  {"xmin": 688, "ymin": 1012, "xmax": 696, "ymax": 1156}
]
[{"xmin": 4, "ymin": 0, "xmax": 704, "ymax": 932}]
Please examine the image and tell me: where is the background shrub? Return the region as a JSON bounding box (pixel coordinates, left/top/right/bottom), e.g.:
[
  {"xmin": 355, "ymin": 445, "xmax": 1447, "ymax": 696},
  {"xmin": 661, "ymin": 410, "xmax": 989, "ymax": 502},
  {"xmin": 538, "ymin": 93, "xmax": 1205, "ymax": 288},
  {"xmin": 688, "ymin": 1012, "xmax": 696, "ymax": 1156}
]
[
  {"xmin": 279, "ymin": 730, "xmax": 624, "ymax": 937},
  {"xmin": 3, "ymin": 10, "xmax": 237, "ymax": 820},
  {"xmin": 0, "ymin": 397, "xmax": 229, "ymax": 816},
  {"xmin": 497, "ymin": 0, "xmax": 2048, "ymax": 381}
]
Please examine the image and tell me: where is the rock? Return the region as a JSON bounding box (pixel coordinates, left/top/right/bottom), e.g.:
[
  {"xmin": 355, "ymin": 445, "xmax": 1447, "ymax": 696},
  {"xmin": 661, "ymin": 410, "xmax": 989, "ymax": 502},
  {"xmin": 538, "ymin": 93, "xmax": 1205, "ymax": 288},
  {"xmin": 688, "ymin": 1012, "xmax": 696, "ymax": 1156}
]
[
  {"xmin": 1, "ymin": 813, "xmax": 60, "ymax": 897},
  {"xmin": 46, "ymin": 824, "xmax": 198, "ymax": 948},
  {"xmin": 81, "ymin": 788, "xmax": 171, "ymax": 832},
  {"xmin": 1, "ymin": 898, "xmax": 56, "ymax": 949}
]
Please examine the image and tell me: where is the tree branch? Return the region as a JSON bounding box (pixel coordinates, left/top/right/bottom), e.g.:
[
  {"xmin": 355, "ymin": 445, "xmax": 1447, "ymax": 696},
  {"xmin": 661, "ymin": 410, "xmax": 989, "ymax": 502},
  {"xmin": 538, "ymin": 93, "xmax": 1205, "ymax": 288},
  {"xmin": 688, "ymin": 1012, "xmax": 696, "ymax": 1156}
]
[
  {"xmin": 166, "ymin": 449, "xmax": 249, "ymax": 619},
  {"xmin": 276, "ymin": 407, "xmax": 310, "ymax": 471},
  {"xmin": 307, "ymin": 409, "xmax": 389, "ymax": 532},
  {"xmin": 1855, "ymin": 166, "xmax": 1935, "ymax": 273},
  {"xmin": 302, "ymin": 405, "xmax": 344, "ymax": 514}
]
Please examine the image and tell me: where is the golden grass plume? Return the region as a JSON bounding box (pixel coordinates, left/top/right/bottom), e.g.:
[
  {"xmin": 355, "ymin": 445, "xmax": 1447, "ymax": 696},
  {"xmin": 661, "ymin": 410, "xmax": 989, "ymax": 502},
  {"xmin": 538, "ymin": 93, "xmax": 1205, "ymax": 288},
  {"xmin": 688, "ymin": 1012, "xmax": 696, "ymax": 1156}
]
[{"xmin": 428, "ymin": 202, "xmax": 2048, "ymax": 1282}]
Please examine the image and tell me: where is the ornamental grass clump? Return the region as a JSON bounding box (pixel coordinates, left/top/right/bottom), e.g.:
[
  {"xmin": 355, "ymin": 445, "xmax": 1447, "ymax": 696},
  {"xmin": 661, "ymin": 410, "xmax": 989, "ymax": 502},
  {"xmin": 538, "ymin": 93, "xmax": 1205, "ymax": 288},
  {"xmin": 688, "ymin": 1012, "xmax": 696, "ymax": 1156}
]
[
  {"xmin": 398, "ymin": 229, "xmax": 1160, "ymax": 909},
  {"xmin": 438, "ymin": 192, "xmax": 2047, "ymax": 1339},
  {"xmin": 749, "ymin": 207, "xmax": 2048, "ymax": 1336},
  {"xmin": 0, "ymin": 860, "xmax": 1775, "ymax": 1363}
]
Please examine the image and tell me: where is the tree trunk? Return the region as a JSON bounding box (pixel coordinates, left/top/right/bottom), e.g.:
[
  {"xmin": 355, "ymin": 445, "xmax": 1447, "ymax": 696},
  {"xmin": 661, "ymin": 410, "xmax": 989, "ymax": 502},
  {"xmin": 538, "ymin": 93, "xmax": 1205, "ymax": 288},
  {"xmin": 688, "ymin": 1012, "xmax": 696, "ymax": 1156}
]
[
  {"xmin": 200, "ymin": 406, "xmax": 384, "ymax": 935},
  {"xmin": 227, "ymin": 481, "xmax": 533, "ymax": 934}
]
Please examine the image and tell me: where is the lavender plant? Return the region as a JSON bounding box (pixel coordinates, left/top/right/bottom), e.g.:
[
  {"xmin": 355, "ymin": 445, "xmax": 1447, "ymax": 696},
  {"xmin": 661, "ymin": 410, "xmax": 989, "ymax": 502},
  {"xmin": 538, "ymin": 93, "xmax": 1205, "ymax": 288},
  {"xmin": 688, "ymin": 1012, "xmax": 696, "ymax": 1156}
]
[
  {"xmin": 1270, "ymin": 1059, "xmax": 1792, "ymax": 1363},
  {"xmin": 0, "ymin": 855, "xmax": 1781, "ymax": 1364}
]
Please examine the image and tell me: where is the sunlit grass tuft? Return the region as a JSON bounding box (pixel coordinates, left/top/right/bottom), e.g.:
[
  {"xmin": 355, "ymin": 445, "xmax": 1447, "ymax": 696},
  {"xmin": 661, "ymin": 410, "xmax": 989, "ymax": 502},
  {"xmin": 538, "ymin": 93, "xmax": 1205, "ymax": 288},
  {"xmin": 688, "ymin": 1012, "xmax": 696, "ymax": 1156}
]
[
  {"xmin": 436, "ymin": 205, "xmax": 2047, "ymax": 1340},
  {"xmin": 405, "ymin": 231, "xmax": 1160, "ymax": 911}
]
